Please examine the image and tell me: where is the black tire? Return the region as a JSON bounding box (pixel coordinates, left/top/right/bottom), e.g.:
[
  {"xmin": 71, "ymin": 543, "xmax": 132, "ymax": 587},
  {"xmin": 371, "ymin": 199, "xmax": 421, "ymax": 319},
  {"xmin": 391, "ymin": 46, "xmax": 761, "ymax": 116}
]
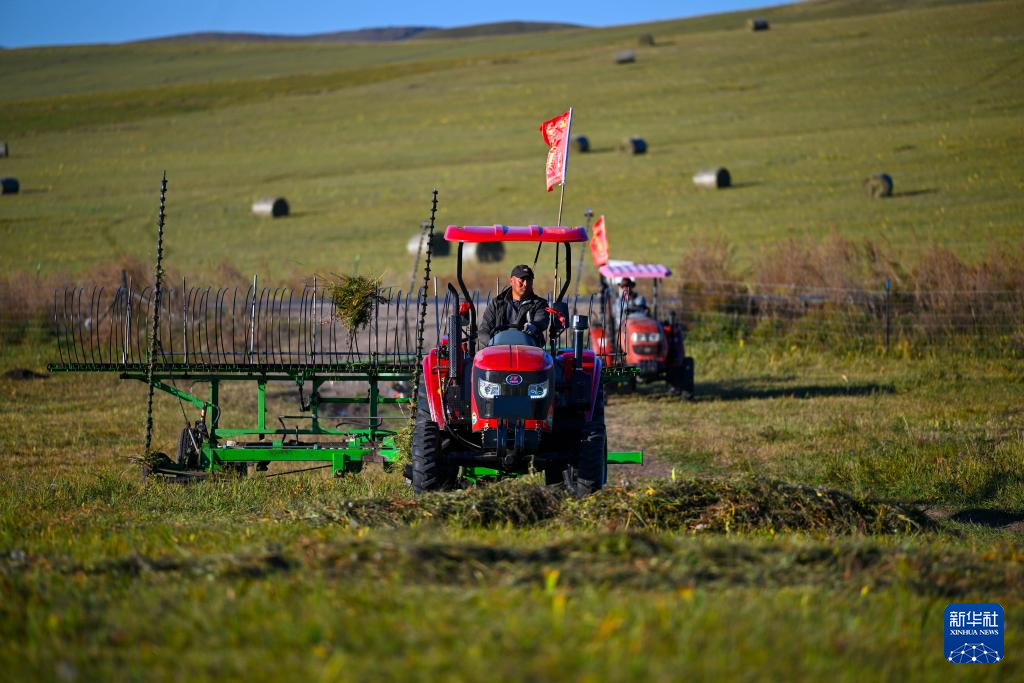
[
  {"xmin": 575, "ymin": 387, "xmax": 607, "ymax": 496},
  {"xmin": 411, "ymin": 391, "xmax": 458, "ymax": 493},
  {"xmin": 176, "ymin": 426, "xmax": 201, "ymax": 470},
  {"xmin": 681, "ymin": 357, "xmax": 695, "ymax": 400}
]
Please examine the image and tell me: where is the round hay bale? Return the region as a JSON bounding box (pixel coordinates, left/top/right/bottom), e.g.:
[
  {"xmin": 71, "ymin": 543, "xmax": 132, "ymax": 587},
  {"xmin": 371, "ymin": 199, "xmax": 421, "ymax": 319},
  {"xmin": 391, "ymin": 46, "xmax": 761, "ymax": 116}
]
[
  {"xmin": 864, "ymin": 173, "xmax": 893, "ymax": 198},
  {"xmin": 615, "ymin": 50, "xmax": 636, "ymax": 64},
  {"xmin": 620, "ymin": 137, "xmax": 647, "ymax": 155},
  {"xmin": 1, "ymin": 177, "xmax": 19, "ymax": 194},
  {"xmin": 252, "ymin": 197, "xmax": 289, "ymax": 217},
  {"xmin": 638, "ymin": 33, "xmax": 655, "ymax": 47},
  {"xmin": 0, "ymin": 142, "xmax": 8, "ymax": 158},
  {"xmin": 572, "ymin": 135, "xmax": 590, "ymax": 153},
  {"xmin": 463, "ymin": 242, "xmax": 505, "ymax": 263},
  {"xmin": 406, "ymin": 231, "xmax": 451, "ymax": 257},
  {"xmin": 748, "ymin": 18, "xmax": 770, "ymax": 31},
  {"xmin": 692, "ymin": 167, "xmax": 732, "ymax": 189}
]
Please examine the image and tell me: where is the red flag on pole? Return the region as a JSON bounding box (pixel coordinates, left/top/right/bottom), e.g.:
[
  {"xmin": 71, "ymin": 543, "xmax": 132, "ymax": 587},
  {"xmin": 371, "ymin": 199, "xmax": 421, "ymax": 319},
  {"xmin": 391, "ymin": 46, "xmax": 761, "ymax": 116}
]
[
  {"xmin": 590, "ymin": 215, "xmax": 609, "ymax": 268},
  {"xmin": 540, "ymin": 110, "xmax": 572, "ymax": 192}
]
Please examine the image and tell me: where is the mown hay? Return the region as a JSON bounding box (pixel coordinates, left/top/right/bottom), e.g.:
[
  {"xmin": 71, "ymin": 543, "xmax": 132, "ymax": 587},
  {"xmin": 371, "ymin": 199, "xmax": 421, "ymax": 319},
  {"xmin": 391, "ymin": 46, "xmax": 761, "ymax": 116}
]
[
  {"xmin": 425, "ymin": 478, "xmax": 567, "ymax": 526},
  {"xmin": 392, "ymin": 424, "xmax": 413, "ymax": 464},
  {"xmin": 317, "ymin": 478, "xmax": 566, "ymax": 528},
  {"xmin": 307, "ymin": 477, "xmax": 929, "ymax": 534},
  {"xmin": 564, "ymin": 478, "xmax": 931, "ymax": 534},
  {"xmin": 329, "ymin": 274, "xmax": 387, "ymax": 332}
]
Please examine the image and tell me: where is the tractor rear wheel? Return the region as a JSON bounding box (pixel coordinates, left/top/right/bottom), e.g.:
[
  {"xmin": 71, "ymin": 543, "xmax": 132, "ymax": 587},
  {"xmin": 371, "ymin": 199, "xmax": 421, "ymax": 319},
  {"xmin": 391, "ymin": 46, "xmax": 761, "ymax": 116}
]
[
  {"xmin": 411, "ymin": 391, "xmax": 458, "ymax": 493},
  {"xmin": 680, "ymin": 357, "xmax": 695, "ymax": 400},
  {"xmin": 668, "ymin": 358, "xmax": 696, "ymax": 400}
]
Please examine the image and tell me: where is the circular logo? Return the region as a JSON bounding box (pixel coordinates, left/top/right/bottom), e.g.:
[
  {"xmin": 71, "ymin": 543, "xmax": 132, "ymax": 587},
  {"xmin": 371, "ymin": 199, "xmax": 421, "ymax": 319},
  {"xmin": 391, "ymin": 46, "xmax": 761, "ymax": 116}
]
[{"xmin": 505, "ymin": 374, "xmax": 523, "ymax": 386}]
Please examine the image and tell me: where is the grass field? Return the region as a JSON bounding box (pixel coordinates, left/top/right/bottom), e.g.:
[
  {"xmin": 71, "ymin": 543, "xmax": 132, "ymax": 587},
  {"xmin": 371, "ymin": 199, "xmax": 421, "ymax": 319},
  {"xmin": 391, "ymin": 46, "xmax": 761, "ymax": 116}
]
[
  {"xmin": 1, "ymin": 0, "xmax": 1022, "ymax": 283},
  {"xmin": 1, "ymin": 0, "xmax": 1023, "ymax": 680}
]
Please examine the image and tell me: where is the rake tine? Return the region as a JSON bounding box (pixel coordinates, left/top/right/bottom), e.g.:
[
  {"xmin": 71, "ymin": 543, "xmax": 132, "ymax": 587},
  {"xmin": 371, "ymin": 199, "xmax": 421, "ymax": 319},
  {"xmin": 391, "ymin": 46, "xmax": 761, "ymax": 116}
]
[
  {"xmin": 206, "ymin": 287, "xmax": 215, "ymax": 365},
  {"xmin": 60, "ymin": 286, "xmax": 70, "ymax": 364},
  {"xmin": 93, "ymin": 286, "xmax": 102, "ymax": 363},
  {"xmin": 286, "ymin": 286, "xmax": 295, "ymax": 366},
  {"xmin": 284, "ymin": 286, "xmax": 294, "ymax": 366},
  {"xmin": 218, "ymin": 287, "xmax": 230, "ymax": 365},
  {"xmin": 74, "ymin": 287, "xmax": 87, "ymax": 366},
  {"xmin": 374, "ymin": 286, "xmax": 381, "ymax": 361},
  {"xmin": 242, "ymin": 286, "xmax": 252, "ymax": 365},
  {"xmin": 195, "ymin": 286, "xmax": 206, "ymax": 366},
  {"xmin": 276, "ymin": 287, "xmax": 287, "ymax": 367},
  {"xmin": 103, "ymin": 287, "xmax": 115, "ymax": 363},
  {"xmin": 182, "ymin": 279, "xmax": 190, "ymax": 366},
  {"xmin": 129, "ymin": 287, "xmax": 140, "ymax": 366},
  {"xmin": 299, "ymin": 285, "xmax": 309, "ymax": 366},
  {"xmin": 267, "ymin": 287, "xmax": 278, "ymax": 367},
  {"xmin": 136, "ymin": 287, "xmax": 149, "ymax": 367},
  {"xmin": 53, "ymin": 288, "xmax": 65, "ymax": 366}
]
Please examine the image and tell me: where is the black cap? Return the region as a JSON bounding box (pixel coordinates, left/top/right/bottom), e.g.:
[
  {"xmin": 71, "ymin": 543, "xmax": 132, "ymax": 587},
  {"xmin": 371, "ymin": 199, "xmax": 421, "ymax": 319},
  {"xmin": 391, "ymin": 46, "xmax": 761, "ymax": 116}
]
[{"xmin": 510, "ymin": 264, "xmax": 535, "ymax": 280}]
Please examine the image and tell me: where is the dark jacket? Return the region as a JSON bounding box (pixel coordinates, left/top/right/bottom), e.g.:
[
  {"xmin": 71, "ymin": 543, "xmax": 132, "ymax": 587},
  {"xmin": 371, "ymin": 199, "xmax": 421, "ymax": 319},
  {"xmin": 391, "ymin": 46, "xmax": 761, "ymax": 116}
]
[{"xmin": 479, "ymin": 286, "xmax": 550, "ymax": 344}]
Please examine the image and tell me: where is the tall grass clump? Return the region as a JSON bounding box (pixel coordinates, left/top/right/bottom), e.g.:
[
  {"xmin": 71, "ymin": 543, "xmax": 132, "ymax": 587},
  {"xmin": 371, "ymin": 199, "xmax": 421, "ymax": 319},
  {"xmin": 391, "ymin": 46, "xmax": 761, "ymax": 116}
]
[{"xmin": 674, "ymin": 237, "xmax": 1024, "ymax": 354}]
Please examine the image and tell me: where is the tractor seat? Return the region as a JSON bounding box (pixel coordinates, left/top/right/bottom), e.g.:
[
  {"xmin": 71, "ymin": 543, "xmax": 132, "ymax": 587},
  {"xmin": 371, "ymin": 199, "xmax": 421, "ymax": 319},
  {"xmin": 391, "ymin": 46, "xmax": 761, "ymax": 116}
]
[{"xmin": 489, "ymin": 329, "xmax": 539, "ymax": 347}]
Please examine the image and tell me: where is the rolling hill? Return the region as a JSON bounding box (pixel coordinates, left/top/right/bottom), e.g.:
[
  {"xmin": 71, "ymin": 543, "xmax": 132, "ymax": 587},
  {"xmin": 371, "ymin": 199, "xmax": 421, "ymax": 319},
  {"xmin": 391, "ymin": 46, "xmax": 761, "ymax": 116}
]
[{"xmin": 0, "ymin": 0, "xmax": 1020, "ymax": 285}]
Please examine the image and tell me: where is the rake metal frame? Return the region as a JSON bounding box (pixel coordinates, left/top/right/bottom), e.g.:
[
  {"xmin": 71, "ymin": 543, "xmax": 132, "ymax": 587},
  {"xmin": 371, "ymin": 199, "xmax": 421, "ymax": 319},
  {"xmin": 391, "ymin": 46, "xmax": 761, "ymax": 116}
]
[{"xmin": 47, "ymin": 282, "xmax": 422, "ymax": 476}]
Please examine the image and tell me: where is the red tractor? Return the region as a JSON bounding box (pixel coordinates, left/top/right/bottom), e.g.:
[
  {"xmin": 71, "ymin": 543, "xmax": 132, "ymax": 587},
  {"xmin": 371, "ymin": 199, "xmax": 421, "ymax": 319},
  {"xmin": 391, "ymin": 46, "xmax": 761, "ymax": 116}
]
[
  {"xmin": 412, "ymin": 225, "xmax": 641, "ymax": 496},
  {"xmin": 590, "ymin": 262, "xmax": 695, "ymax": 398}
]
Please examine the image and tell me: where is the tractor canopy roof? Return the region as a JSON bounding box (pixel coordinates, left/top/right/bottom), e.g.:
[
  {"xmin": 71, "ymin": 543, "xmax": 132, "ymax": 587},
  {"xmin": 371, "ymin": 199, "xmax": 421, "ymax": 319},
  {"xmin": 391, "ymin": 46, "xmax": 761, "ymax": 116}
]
[
  {"xmin": 599, "ymin": 263, "xmax": 672, "ymax": 279},
  {"xmin": 445, "ymin": 225, "xmax": 588, "ymax": 243}
]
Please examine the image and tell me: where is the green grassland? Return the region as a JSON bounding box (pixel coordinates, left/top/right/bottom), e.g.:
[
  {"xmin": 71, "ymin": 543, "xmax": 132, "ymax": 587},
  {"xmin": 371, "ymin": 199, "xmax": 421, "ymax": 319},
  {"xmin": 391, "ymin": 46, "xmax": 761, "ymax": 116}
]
[
  {"xmin": 0, "ymin": 0, "xmax": 1021, "ymax": 283},
  {"xmin": 2, "ymin": 334, "xmax": 1023, "ymax": 680},
  {"xmin": 2, "ymin": 1, "xmax": 1023, "ymax": 680}
]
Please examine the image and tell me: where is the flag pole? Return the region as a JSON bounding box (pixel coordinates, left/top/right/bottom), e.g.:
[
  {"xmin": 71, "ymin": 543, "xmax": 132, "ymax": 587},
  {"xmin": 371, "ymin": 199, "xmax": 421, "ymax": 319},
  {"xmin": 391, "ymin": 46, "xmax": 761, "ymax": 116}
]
[
  {"xmin": 536, "ymin": 106, "xmax": 573, "ymax": 266},
  {"xmin": 572, "ymin": 207, "xmax": 593, "ymax": 313},
  {"xmin": 556, "ymin": 106, "xmax": 573, "ymax": 227}
]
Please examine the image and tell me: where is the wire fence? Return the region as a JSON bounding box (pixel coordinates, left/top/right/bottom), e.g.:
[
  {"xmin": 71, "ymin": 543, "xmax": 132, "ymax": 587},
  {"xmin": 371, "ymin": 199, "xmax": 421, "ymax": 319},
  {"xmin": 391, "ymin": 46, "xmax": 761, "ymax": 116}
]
[
  {"xmin": 1, "ymin": 279, "xmax": 1022, "ymax": 358},
  {"xmin": 670, "ymin": 282, "xmax": 1024, "ymax": 352}
]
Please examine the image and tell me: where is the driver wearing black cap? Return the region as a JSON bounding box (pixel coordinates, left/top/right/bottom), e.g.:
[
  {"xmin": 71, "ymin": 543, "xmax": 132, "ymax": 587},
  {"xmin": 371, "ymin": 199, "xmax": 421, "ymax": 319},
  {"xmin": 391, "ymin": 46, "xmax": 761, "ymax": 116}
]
[{"xmin": 479, "ymin": 264, "xmax": 550, "ymax": 345}]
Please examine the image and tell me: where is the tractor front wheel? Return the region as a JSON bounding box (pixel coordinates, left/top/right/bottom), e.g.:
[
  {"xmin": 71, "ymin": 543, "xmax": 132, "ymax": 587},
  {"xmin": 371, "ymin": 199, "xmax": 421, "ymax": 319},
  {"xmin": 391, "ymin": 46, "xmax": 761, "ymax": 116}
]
[
  {"xmin": 411, "ymin": 391, "xmax": 458, "ymax": 493},
  {"xmin": 575, "ymin": 388, "xmax": 607, "ymax": 496}
]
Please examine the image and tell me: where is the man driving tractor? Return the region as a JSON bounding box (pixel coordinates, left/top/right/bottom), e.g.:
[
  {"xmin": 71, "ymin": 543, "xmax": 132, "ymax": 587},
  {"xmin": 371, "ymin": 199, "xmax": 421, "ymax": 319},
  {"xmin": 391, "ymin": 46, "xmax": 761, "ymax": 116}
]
[
  {"xmin": 612, "ymin": 276, "xmax": 648, "ymax": 331},
  {"xmin": 479, "ymin": 264, "xmax": 550, "ymax": 345}
]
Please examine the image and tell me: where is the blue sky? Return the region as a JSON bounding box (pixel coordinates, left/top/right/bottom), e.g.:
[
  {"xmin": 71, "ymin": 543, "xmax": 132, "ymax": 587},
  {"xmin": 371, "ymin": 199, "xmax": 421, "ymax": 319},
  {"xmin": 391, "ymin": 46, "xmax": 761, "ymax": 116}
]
[{"xmin": 2, "ymin": 1, "xmax": 786, "ymax": 49}]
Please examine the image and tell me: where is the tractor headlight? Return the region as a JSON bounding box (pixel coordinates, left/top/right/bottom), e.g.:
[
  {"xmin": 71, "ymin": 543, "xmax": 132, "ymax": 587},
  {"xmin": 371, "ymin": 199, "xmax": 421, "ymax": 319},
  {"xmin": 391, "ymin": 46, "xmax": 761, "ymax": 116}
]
[
  {"xmin": 528, "ymin": 380, "xmax": 549, "ymax": 399},
  {"xmin": 478, "ymin": 378, "xmax": 501, "ymax": 399},
  {"xmin": 630, "ymin": 332, "xmax": 662, "ymax": 343}
]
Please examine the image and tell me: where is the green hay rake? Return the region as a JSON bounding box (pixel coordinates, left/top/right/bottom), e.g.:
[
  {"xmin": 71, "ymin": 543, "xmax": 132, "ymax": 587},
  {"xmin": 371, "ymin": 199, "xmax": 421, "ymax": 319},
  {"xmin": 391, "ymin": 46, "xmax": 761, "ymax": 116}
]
[{"xmin": 48, "ymin": 277, "xmax": 424, "ymax": 478}]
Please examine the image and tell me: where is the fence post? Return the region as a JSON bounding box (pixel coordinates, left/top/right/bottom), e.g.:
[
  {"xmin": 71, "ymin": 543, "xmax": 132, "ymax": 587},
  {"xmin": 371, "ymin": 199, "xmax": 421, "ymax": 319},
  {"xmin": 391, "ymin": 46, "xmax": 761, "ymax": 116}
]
[{"xmin": 884, "ymin": 278, "xmax": 891, "ymax": 352}]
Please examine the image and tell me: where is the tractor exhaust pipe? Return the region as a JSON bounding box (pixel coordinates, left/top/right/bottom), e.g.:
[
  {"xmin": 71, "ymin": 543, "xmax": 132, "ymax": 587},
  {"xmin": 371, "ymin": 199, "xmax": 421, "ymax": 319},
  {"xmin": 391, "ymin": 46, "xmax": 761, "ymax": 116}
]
[
  {"xmin": 572, "ymin": 314, "xmax": 588, "ymax": 370},
  {"xmin": 447, "ymin": 284, "xmax": 462, "ymax": 385}
]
